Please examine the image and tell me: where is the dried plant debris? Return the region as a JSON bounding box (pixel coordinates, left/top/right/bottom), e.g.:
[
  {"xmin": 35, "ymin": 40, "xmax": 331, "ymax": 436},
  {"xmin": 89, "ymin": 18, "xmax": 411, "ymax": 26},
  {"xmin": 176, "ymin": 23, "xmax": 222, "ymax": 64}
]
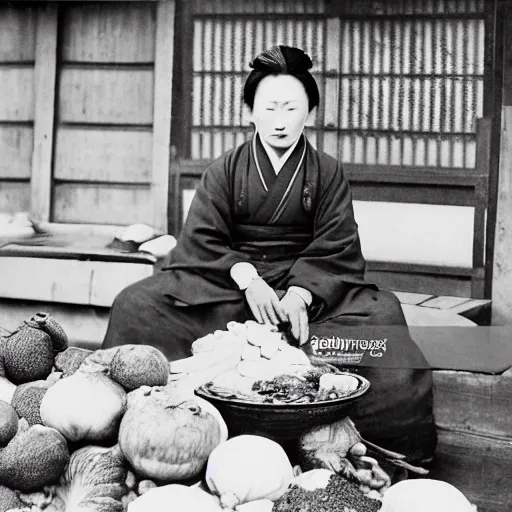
[{"xmin": 272, "ymin": 473, "xmax": 381, "ymax": 512}]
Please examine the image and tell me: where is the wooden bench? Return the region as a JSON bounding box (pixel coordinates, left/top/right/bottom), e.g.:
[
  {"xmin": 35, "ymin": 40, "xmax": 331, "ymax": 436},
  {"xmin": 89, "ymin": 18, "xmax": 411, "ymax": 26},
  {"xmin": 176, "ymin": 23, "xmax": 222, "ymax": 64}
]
[{"xmin": 0, "ymin": 229, "xmax": 157, "ymax": 348}]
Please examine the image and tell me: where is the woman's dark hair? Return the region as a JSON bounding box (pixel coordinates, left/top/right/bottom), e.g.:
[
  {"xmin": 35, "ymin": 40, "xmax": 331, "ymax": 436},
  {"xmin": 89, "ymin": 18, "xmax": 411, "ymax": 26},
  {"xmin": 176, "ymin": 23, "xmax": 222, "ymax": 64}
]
[{"xmin": 243, "ymin": 46, "xmax": 319, "ymax": 112}]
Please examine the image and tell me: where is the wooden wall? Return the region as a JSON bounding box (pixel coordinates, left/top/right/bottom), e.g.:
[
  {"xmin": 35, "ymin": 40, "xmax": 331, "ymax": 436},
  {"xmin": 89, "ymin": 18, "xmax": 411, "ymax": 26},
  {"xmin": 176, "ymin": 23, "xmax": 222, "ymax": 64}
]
[
  {"xmin": 0, "ymin": 6, "xmax": 37, "ymax": 213},
  {"xmin": 53, "ymin": 3, "xmax": 156, "ymax": 225},
  {"xmin": 0, "ymin": 1, "xmax": 175, "ymax": 231}
]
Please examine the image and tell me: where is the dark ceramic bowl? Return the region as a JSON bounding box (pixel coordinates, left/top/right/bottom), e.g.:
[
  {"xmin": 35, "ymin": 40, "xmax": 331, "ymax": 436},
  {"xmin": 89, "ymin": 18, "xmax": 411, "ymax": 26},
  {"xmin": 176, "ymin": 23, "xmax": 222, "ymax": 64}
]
[{"xmin": 195, "ymin": 372, "xmax": 370, "ymax": 443}]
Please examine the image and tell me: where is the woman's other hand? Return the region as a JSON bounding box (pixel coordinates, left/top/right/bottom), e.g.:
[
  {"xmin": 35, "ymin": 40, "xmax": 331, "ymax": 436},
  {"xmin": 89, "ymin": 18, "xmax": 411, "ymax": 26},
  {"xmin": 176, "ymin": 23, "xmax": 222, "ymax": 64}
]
[
  {"xmin": 245, "ymin": 277, "xmax": 287, "ymax": 326},
  {"xmin": 280, "ymin": 290, "xmax": 309, "ymax": 345}
]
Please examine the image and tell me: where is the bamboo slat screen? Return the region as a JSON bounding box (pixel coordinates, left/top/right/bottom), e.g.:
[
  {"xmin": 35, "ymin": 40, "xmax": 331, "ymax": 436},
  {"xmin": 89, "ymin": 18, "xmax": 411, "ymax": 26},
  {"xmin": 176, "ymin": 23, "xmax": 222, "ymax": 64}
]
[{"xmin": 189, "ymin": 0, "xmax": 486, "ymax": 169}]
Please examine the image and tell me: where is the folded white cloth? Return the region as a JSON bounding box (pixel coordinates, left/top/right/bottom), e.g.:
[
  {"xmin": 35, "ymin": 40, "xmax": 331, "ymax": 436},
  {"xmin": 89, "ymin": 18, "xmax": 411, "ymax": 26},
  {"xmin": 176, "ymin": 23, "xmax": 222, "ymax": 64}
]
[
  {"xmin": 139, "ymin": 235, "xmax": 177, "ymax": 258},
  {"xmin": 119, "ymin": 223, "xmax": 157, "ymax": 244}
]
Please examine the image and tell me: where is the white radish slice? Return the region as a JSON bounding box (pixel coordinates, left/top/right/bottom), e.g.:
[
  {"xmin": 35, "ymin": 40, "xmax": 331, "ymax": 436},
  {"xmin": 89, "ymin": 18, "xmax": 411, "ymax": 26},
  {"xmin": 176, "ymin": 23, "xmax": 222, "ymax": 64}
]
[
  {"xmin": 242, "ymin": 343, "xmax": 261, "ymax": 361},
  {"xmin": 319, "ymin": 374, "xmax": 359, "ymax": 393},
  {"xmin": 260, "ymin": 341, "xmax": 280, "ymax": 360},
  {"xmin": 271, "ymin": 346, "xmax": 311, "ymax": 366},
  {"xmin": 246, "ymin": 322, "xmax": 281, "ymax": 347}
]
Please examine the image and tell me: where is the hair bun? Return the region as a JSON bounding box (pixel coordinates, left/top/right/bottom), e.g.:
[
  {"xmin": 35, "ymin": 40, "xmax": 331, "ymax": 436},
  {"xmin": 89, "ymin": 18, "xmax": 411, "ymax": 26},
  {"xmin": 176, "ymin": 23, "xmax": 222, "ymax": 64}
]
[
  {"xmin": 249, "ymin": 45, "xmax": 313, "ymax": 74},
  {"xmin": 280, "ymin": 45, "xmax": 313, "ymax": 72}
]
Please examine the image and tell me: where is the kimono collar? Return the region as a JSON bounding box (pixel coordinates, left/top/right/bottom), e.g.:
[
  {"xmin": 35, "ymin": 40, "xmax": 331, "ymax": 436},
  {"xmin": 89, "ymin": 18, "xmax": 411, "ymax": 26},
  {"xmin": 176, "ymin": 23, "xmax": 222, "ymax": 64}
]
[
  {"xmin": 236, "ymin": 133, "xmax": 318, "ymax": 216},
  {"xmin": 258, "ymin": 133, "xmax": 302, "ymax": 174}
]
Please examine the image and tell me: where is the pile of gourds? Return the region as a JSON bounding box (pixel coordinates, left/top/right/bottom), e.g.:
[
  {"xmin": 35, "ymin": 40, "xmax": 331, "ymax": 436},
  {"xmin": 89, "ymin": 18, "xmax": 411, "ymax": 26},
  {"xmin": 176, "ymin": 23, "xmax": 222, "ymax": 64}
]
[{"xmin": 0, "ymin": 314, "xmax": 476, "ymax": 512}]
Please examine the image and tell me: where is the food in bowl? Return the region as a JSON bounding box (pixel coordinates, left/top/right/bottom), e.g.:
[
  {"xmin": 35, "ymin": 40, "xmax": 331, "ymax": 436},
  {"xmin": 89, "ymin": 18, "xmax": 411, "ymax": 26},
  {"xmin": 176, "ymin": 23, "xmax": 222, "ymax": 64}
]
[{"xmin": 202, "ymin": 365, "xmax": 366, "ymax": 405}]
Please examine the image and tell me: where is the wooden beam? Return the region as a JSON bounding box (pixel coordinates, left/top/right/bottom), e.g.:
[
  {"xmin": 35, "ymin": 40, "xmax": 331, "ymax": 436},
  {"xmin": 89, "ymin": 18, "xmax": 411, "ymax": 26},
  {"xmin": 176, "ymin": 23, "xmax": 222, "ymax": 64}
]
[
  {"xmin": 322, "ymin": 17, "xmax": 341, "ymax": 156},
  {"xmin": 491, "ymin": 105, "xmax": 512, "ymax": 324},
  {"xmin": 30, "ymin": 4, "xmax": 58, "ymax": 222},
  {"xmin": 472, "ymin": 119, "xmax": 491, "ymax": 279},
  {"xmin": 484, "ymin": 0, "xmax": 506, "ymax": 299},
  {"xmin": 152, "ymin": 0, "xmax": 176, "ymax": 233}
]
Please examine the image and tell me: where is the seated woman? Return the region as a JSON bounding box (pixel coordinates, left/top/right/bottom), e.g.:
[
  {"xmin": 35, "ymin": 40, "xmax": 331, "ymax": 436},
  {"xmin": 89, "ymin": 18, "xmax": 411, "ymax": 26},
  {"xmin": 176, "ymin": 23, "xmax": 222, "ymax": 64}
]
[{"xmin": 103, "ymin": 45, "xmax": 436, "ymax": 469}]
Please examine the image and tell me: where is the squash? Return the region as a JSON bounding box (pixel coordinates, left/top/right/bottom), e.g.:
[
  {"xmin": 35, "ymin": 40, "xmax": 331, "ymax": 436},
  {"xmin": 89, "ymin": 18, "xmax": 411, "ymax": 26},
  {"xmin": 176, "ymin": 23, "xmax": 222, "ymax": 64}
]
[
  {"xmin": 206, "ymin": 435, "xmax": 294, "ymax": 509},
  {"xmin": 118, "ymin": 386, "xmax": 226, "ymax": 483},
  {"xmin": 109, "ymin": 345, "xmax": 169, "ymax": 391},
  {"xmin": 40, "ymin": 372, "xmax": 127, "ymax": 442},
  {"xmin": 0, "ymin": 420, "xmax": 69, "ymax": 492},
  {"xmin": 128, "ymin": 484, "xmax": 222, "ymax": 512}
]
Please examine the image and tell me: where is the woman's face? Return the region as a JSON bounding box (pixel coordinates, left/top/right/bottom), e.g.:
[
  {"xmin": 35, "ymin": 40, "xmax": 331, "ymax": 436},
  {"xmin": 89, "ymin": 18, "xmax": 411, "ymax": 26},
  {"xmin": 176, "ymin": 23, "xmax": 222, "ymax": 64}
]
[{"xmin": 249, "ymin": 74, "xmax": 311, "ymax": 155}]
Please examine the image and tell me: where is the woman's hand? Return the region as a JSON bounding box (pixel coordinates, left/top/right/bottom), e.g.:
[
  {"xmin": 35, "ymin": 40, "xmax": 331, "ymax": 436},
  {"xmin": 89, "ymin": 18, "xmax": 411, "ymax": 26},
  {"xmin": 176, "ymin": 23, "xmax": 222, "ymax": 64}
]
[
  {"xmin": 280, "ymin": 290, "xmax": 309, "ymax": 345},
  {"xmin": 245, "ymin": 278, "xmax": 287, "ymax": 326}
]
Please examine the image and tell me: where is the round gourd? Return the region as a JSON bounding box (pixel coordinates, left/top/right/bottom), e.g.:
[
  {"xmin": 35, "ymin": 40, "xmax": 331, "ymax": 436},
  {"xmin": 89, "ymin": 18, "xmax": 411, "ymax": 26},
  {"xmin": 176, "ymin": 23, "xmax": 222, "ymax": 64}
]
[
  {"xmin": 39, "ymin": 372, "xmax": 127, "ymax": 442},
  {"xmin": 119, "ymin": 386, "xmax": 226, "ymax": 482},
  {"xmin": 206, "ymin": 434, "xmax": 294, "ymax": 509},
  {"xmin": 380, "ymin": 479, "xmax": 476, "ymax": 512},
  {"xmin": 128, "ymin": 484, "xmax": 222, "ymax": 512}
]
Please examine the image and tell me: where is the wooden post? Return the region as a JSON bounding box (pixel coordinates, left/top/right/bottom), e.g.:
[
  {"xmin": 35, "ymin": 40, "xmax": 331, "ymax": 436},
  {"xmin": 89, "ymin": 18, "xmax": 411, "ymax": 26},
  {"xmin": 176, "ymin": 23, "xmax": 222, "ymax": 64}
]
[
  {"xmin": 492, "ymin": 0, "xmax": 512, "ymax": 324},
  {"xmin": 30, "ymin": 4, "xmax": 58, "ymax": 222},
  {"xmin": 152, "ymin": 0, "xmax": 176, "ymax": 233},
  {"xmin": 492, "ymin": 106, "xmax": 512, "ymax": 324},
  {"xmin": 322, "ymin": 17, "xmax": 341, "ymax": 158}
]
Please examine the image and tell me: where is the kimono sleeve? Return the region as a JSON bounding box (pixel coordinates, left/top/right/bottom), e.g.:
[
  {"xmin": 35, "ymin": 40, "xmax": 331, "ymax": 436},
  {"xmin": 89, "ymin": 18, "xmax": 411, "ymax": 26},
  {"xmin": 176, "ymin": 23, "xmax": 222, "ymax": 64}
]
[
  {"xmin": 163, "ymin": 158, "xmax": 250, "ymax": 292},
  {"xmin": 286, "ymin": 162, "xmax": 371, "ymax": 312}
]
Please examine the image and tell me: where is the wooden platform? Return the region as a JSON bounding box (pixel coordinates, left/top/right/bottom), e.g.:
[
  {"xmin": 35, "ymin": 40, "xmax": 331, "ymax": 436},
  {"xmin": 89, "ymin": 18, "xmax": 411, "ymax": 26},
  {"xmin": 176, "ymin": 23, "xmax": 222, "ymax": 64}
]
[
  {"xmin": 392, "ymin": 290, "xmax": 492, "ymax": 325},
  {"xmin": 0, "ymin": 240, "xmax": 155, "ymax": 308}
]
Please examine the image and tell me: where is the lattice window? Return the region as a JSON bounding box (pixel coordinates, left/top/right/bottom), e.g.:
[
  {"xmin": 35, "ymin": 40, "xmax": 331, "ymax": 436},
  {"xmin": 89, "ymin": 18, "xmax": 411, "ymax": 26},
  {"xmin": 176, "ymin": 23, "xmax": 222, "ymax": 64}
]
[
  {"xmin": 190, "ymin": 0, "xmax": 326, "ymax": 159},
  {"xmin": 326, "ymin": 0, "xmax": 486, "ymax": 168},
  {"xmin": 188, "ymin": 0, "xmax": 486, "ymax": 169}
]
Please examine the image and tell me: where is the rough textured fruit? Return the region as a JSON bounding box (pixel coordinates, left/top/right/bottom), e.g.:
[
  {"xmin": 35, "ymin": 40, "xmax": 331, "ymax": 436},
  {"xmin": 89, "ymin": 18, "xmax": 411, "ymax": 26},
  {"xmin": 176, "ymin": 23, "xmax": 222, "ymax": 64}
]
[
  {"xmin": 109, "ymin": 345, "xmax": 169, "ymax": 391},
  {"xmin": 0, "ymin": 484, "xmax": 24, "ymax": 512},
  {"xmin": 0, "ymin": 422, "xmax": 69, "ymax": 491},
  {"xmin": 0, "ymin": 400, "xmax": 18, "ymax": 447},
  {"xmin": 11, "ymin": 382, "xmax": 48, "ymax": 426},
  {"xmin": 3, "ymin": 327, "xmax": 54, "ymax": 384},
  {"xmin": 54, "ymin": 347, "xmax": 92, "ymax": 377},
  {"xmin": 29, "ymin": 313, "xmax": 68, "ymax": 353}
]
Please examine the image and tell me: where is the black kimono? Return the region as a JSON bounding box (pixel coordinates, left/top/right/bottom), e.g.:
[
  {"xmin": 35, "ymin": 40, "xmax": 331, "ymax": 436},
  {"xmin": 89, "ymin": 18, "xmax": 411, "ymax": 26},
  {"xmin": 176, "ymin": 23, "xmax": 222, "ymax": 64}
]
[{"xmin": 103, "ymin": 134, "xmax": 436, "ymax": 464}]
